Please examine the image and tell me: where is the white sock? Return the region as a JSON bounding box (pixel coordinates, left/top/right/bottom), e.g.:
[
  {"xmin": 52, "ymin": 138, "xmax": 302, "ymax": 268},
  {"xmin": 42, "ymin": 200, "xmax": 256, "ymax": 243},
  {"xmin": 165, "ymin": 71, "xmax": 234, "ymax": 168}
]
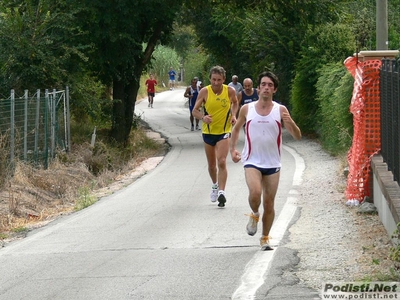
[{"xmin": 218, "ymin": 190, "xmax": 225, "ymax": 196}]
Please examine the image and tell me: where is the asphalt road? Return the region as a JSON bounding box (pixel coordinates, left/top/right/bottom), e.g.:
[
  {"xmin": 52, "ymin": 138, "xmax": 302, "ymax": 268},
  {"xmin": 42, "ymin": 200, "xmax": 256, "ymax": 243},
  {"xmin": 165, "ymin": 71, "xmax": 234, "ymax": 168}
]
[{"xmin": 0, "ymin": 89, "xmax": 320, "ymax": 299}]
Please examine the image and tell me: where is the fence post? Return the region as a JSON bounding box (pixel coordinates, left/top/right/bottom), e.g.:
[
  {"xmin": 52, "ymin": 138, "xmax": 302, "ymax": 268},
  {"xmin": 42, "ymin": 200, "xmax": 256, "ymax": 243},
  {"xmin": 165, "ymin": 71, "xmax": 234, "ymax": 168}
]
[
  {"xmin": 34, "ymin": 90, "xmax": 40, "ymax": 163},
  {"xmin": 44, "ymin": 89, "xmax": 49, "ymax": 169},
  {"xmin": 10, "ymin": 89, "xmax": 15, "ymax": 171},
  {"xmin": 24, "ymin": 90, "xmax": 28, "ymax": 161},
  {"xmin": 50, "ymin": 89, "xmax": 56, "ymax": 159},
  {"xmin": 66, "ymin": 86, "xmax": 71, "ymax": 152}
]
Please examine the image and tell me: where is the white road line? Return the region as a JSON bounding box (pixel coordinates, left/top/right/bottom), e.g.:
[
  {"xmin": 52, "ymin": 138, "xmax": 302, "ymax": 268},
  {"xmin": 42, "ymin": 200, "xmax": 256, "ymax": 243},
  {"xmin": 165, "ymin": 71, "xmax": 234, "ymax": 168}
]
[
  {"xmin": 231, "ymin": 145, "xmax": 304, "ymax": 300},
  {"xmin": 283, "ymin": 145, "xmax": 305, "ymax": 186}
]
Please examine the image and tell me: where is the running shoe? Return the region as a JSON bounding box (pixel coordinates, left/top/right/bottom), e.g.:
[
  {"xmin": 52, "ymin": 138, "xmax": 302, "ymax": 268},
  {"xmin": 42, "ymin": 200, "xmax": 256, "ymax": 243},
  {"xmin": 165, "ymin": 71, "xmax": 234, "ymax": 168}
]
[
  {"xmin": 245, "ymin": 212, "xmax": 259, "ymax": 236},
  {"xmin": 195, "ymin": 125, "xmax": 200, "ymax": 130},
  {"xmin": 210, "ymin": 184, "xmax": 218, "ymax": 203},
  {"xmin": 217, "ymin": 192, "xmax": 226, "ymax": 208},
  {"xmin": 260, "ymin": 236, "xmax": 273, "ymax": 251},
  {"xmin": 191, "ymin": 124, "xmax": 194, "ymax": 131}
]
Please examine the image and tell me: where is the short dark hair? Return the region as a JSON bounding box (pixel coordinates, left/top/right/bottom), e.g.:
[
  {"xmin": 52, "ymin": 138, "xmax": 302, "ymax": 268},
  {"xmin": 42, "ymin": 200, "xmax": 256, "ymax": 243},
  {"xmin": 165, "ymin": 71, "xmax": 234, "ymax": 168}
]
[
  {"xmin": 209, "ymin": 65, "xmax": 226, "ymax": 79},
  {"xmin": 257, "ymin": 71, "xmax": 279, "ymax": 89}
]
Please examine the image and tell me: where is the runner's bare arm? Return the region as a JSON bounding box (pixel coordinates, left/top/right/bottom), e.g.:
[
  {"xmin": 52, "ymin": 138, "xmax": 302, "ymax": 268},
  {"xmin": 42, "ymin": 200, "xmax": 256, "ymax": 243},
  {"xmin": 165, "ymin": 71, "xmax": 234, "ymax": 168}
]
[
  {"xmin": 184, "ymin": 87, "xmax": 190, "ymax": 98},
  {"xmin": 280, "ymin": 106, "xmax": 301, "ymax": 140},
  {"xmin": 237, "ymin": 92, "xmax": 242, "ymax": 107},
  {"xmin": 228, "ymin": 86, "xmax": 238, "ymax": 125},
  {"xmin": 230, "ymin": 104, "xmax": 247, "ymax": 163},
  {"xmin": 192, "ymin": 87, "xmax": 207, "ymax": 121}
]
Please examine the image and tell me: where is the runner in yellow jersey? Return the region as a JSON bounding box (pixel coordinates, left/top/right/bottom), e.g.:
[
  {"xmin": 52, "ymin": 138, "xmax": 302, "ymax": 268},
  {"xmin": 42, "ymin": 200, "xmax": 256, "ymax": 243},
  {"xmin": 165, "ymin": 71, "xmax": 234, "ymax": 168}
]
[{"xmin": 192, "ymin": 66, "xmax": 239, "ymax": 208}]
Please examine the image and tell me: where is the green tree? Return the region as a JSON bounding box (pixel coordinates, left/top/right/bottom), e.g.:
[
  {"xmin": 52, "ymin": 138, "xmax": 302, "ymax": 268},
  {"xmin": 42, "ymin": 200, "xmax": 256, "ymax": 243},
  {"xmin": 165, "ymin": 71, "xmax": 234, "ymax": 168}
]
[
  {"xmin": 239, "ymin": 7, "xmax": 298, "ymax": 104},
  {"xmin": 339, "ymin": 0, "xmax": 375, "ymax": 50},
  {"xmin": 0, "ymin": 0, "xmax": 86, "ymax": 95},
  {"xmin": 388, "ymin": 0, "xmax": 400, "ymax": 49},
  {"xmin": 167, "ymin": 24, "xmax": 203, "ymax": 83},
  {"xmin": 183, "ymin": 0, "xmax": 343, "ymax": 103},
  {"xmin": 182, "ymin": 5, "xmax": 237, "ymax": 76},
  {"xmin": 183, "ymin": 48, "xmax": 208, "ymax": 85},
  {"xmin": 73, "ymin": 0, "xmax": 183, "ymax": 145},
  {"xmin": 168, "ymin": 24, "xmax": 196, "ymax": 62},
  {"xmin": 181, "ymin": 1, "xmax": 257, "ymax": 80}
]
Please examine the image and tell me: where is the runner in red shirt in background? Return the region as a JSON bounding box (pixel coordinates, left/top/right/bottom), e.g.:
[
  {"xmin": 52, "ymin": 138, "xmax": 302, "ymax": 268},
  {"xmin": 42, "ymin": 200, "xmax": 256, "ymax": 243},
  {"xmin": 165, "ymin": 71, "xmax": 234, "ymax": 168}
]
[{"xmin": 145, "ymin": 74, "xmax": 157, "ymax": 108}]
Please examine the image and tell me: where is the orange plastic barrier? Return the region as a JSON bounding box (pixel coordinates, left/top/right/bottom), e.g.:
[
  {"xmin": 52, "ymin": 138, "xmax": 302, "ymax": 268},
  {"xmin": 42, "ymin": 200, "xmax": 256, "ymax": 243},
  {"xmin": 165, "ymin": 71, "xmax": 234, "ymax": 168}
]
[{"xmin": 344, "ymin": 56, "xmax": 382, "ymax": 205}]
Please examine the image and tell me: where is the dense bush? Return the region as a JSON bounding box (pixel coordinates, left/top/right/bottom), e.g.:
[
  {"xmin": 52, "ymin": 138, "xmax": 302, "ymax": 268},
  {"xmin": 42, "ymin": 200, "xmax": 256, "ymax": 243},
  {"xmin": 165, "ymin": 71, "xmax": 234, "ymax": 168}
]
[
  {"xmin": 290, "ymin": 23, "xmax": 355, "ymax": 134},
  {"xmin": 315, "ymin": 62, "xmax": 354, "ymax": 155}
]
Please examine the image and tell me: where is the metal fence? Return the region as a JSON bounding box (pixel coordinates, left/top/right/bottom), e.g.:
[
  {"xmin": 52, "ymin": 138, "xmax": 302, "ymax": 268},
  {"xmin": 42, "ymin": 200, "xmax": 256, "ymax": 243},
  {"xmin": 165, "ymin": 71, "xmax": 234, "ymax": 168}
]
[
  {"xmin": 380, "ymin": 59, "xmax": 400, "ymax": 183},
  {"xmin": 0, "ymin": 87, "xmax": 71, "ymax": 171}
]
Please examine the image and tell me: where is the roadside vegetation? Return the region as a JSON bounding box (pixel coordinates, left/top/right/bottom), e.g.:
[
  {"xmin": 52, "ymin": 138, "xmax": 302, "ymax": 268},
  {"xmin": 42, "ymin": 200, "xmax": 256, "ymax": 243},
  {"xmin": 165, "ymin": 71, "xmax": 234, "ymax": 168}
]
[{"xmin": 0, "ymin": 81, "xmax": 169, "ymax": 241}]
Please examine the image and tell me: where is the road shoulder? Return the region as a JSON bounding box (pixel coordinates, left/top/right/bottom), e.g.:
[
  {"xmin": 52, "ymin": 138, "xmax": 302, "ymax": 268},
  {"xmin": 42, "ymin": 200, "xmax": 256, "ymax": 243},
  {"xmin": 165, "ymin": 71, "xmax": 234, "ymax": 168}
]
[{"xmin": 283, "ymin": 131, "xmax": 394, "ymax": 289}]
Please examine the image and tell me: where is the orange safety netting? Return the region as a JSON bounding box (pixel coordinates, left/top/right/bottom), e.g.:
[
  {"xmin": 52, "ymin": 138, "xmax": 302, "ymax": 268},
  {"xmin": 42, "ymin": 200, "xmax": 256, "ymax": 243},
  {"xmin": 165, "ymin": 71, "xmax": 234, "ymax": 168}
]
[{"xmin": 344, "ymin": 56, "xmax": 382, "ymax": 203}]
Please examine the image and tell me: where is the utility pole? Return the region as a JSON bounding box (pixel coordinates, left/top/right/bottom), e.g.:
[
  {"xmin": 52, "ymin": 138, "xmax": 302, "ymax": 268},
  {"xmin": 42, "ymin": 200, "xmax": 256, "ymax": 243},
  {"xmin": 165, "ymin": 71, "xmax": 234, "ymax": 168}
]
[{"xmin": 376, "ymin": 0, "xmax": 388, "ymax": 50}]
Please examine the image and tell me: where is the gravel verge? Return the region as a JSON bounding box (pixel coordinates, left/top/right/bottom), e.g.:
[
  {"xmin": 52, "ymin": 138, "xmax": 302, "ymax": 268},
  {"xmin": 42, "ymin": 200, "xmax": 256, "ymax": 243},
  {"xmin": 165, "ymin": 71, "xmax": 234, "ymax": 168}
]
[{"xmin": 283, "ymin": 131, "xmax": 395, "ymax": 290}]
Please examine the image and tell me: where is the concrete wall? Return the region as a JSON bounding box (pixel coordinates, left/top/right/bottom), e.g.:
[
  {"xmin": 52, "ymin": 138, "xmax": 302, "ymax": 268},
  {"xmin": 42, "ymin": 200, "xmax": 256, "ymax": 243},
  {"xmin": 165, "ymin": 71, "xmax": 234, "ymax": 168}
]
[{"xmin": 371, "ymin": 154, "xmax": 400, "ymax": 242}]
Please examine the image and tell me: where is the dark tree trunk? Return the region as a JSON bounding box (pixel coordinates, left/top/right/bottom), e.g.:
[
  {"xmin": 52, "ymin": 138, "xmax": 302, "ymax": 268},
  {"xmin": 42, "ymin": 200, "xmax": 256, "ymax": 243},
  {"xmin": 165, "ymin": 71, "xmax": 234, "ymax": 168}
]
[
  {"xmin": 110, "ymin": 77, "xmax": 139, "ymax": 146},
  {"xmin": 109, "ymin": 24, "xmax": 160, "ymax": 146}
]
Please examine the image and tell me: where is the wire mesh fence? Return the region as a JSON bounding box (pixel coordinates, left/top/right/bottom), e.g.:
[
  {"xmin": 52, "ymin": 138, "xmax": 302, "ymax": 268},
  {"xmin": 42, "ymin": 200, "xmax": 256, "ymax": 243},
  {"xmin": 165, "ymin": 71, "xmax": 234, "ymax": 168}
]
[
  {"xmin": 381, "ymin": 59, "xmax": 400, "ymax": 183},
  {"xmin": 0, "ymin": 87, "xmax": 71, "ymax": 175}
]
